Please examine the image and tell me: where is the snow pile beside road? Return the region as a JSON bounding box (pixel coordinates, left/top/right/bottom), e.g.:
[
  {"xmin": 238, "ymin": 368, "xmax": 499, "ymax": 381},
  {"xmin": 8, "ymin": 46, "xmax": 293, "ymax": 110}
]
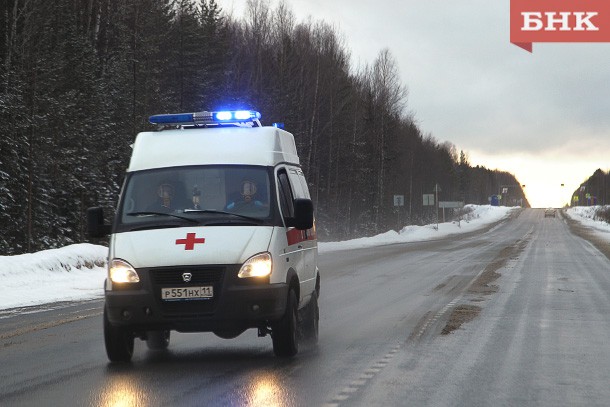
[
  {"xmin": 566, "ymin": 206, "xmax": 610, "ymax": 238},
  {"xmin": 0, "ymin": 243, "xmax": 108, "ymax": 310},
  {"xmin": 318, "ymin": 205, "xmax": 516, "ymax": 253}
]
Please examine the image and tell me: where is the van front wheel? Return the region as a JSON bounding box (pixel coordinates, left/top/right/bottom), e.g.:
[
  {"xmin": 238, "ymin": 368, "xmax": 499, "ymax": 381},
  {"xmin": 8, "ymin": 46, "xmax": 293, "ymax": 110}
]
[
  {"xmin": 272, "ymin": 289, "xmax": 298, "ymax": 357},
  {"xmin": 104, "ymin": 308, "xmax": 134, "ymax": 362}
]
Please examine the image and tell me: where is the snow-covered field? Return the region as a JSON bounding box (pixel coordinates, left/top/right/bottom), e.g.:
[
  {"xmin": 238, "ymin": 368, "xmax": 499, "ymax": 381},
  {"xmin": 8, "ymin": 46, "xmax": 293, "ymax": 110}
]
[{"xmin": 1, "ymin": 205, "xmax": 606, "ymax": 311}]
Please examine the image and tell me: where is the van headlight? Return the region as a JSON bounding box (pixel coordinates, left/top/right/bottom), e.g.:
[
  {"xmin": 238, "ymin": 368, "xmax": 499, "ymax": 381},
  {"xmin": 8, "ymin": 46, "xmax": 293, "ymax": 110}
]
[
  {"xmin": 109, "ymin": 259, "xmax": 140, "ymax": 283},
  {"xmin": 238, "ymin": 252, "xmax": 272, "ymax": 278}
]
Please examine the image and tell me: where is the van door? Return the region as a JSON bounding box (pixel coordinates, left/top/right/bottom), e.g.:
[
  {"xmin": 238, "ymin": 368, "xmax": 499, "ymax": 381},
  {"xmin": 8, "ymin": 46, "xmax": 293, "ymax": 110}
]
[
  {"xmin": 285, "ymin": 167, "xmax": 317, "ymax": 299},
  {"xmin": 276, "ymin": 167, "xmax": 306, "ymax": 299}
]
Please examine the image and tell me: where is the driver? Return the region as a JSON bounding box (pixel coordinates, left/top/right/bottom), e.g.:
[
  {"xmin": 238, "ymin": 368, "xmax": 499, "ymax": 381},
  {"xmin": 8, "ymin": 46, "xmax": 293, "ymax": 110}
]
[{"xmin": 144, "ymin": 182, "xmax": 175, "ymax": 212}]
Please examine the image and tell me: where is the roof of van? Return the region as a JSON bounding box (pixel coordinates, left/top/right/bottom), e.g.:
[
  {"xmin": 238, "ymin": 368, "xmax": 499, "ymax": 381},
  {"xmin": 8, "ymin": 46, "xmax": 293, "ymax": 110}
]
[{"xmin": 127, "ymin": 126, "xmax": 300, "ymax": 172}]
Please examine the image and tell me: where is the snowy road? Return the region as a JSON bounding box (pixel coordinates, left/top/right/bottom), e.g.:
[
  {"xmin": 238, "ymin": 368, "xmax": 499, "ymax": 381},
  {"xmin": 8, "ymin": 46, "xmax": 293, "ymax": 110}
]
[{"xmin": 2, "ymin": 208, "xmax": 610, "ymax": 406}]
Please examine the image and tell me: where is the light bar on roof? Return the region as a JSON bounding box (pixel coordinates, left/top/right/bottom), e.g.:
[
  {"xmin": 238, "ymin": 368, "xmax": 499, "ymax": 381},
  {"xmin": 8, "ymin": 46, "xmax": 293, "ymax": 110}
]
[
  {"xmin": 214, "ymin": 110, "xmax": 261, "ymax": 122},
  {"xmin": 149, "ymin": 110, "xmax": 261, "ymax": 126}
]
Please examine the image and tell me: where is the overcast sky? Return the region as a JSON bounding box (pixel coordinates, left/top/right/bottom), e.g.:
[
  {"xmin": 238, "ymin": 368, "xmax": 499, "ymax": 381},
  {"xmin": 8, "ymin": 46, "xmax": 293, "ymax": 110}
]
[{"xmin": 217, "ymin": 0, "xmax": 610, "ymax": 208}]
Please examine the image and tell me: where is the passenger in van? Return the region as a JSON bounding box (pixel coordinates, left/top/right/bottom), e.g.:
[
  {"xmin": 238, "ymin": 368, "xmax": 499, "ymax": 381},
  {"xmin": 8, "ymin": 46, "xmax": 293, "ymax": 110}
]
[
  {"xmin": 146, "ymin": 183, "xmax": 175, "ymax": 212},
  {"xmin": 225, "ymin": 180, "xmax": 266, "ymax": 211}
]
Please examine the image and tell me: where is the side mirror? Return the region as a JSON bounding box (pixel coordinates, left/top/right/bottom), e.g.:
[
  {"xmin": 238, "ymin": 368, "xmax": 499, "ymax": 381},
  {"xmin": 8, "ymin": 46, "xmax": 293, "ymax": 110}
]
[
  {"xmin": 87, "ymin": 207, "xmax": 111, "ymax": 238},
  {"xmin": 288, "ymin": 198, "xmax": 314, "ymax": 230}
]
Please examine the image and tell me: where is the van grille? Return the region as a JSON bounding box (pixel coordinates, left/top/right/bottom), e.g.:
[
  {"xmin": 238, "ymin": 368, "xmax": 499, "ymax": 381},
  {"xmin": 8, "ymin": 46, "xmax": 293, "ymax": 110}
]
[{"xmin": 150, "ymin": 268, "xmax": 223, "ymax": 285}]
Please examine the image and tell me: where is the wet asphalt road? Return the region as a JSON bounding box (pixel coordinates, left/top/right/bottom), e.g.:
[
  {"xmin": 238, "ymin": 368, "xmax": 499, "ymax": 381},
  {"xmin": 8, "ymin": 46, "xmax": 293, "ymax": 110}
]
[{"xmin": 2, "ymin": 208, "xmax": 610, "ymax": 406}]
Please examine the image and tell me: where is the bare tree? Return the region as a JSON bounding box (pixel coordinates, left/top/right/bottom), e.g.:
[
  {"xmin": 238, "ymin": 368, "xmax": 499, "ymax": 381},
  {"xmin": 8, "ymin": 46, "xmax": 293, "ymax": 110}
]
[{"xmin": 369, "ymin": 49, "xmax": 408, "ymax": 230}]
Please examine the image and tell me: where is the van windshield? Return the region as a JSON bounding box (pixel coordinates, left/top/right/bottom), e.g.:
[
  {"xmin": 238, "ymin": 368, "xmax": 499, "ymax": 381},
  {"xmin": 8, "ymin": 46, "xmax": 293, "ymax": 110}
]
[{"xmin": 117, "ymin": 165, "xmax": 275, "ymax": 230}]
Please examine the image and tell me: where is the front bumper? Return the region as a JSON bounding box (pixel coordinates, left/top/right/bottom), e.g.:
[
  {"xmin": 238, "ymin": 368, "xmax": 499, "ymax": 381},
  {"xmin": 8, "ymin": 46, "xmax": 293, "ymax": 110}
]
[{"xmin": 105, "ymin": 264, "xmax": 288, "ymax": 333}]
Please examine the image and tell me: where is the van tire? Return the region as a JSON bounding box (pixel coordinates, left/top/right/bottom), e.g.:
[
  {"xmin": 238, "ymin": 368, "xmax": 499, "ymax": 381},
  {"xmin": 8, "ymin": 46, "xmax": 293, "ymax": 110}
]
[
  {"xmin": 301, "ymin": 294, "xmax": 319, "ymax": 344},
  {"xmin": 146, "ymin": 330, "xmax": 170, "ymax": 350},
  {"xmin": 272, "ymin": 289, "xmax": 298, "ymax": 357},
  {"xmin": 104, "ymin": 308, "xmax": 134, "ymax": 362}
]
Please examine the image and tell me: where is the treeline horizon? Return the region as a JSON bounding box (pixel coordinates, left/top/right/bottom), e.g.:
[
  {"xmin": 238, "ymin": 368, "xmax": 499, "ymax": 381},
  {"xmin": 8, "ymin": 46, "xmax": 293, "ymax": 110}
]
[{"xmin": 0, "ymin": 0, "xmax": 527, "ymax": 254}]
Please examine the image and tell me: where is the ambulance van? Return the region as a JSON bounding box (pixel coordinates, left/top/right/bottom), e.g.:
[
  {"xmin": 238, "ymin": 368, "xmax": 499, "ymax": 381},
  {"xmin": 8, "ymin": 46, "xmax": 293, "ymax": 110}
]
[{"xmin": 88, "ymin": 110, "xmax": 319, "ymax": 361}]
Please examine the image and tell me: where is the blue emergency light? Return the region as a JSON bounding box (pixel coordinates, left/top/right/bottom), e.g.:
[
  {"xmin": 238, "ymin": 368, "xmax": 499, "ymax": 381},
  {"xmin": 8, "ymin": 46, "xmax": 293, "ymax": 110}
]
[{"xmin": 149, "ymin": 110, "xmax": 262, "ymax": 127}]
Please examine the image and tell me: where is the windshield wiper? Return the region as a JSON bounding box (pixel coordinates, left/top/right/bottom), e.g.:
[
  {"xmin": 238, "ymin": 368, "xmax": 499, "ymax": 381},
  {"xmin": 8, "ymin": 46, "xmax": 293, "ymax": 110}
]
[
  {"xmin": 126, "ymin": 211, "xmax": 199, "ymax": 224},
  {"xmin": 128, "ymin": 224, "xmax": 187, "ymax": 232},
  {"xmin": 183, "ymin": 209, "xmax": 264, "ymax": 223}
]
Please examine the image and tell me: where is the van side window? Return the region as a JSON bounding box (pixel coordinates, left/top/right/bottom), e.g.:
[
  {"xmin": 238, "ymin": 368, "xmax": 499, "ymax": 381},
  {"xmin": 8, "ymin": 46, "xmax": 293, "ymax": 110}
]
[
  {"xmin": 287, "ymin": 168, "xmax": 309, "ymax": 199},
  {"xmin": 277, "ymin": 170, "xmax": 295, "ymax": 218}
]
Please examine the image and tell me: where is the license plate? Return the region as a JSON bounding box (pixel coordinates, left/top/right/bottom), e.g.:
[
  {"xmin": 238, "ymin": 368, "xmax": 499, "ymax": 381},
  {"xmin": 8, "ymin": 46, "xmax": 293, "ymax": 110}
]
[{"xmin": 161, "ymin": 286, "xmax": 213, "ymax": 300}]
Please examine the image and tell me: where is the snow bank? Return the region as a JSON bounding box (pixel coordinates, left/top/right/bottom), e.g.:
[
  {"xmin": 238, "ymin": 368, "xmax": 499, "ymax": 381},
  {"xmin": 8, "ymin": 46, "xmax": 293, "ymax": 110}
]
[
  {"xmin": 0, "ymin": 243, "xmax": 108, "ymax": 310},
  {"xmin": 566, "ymin": 206, "xmax": 610, "ymax": 239},
  {"xmin": 319, "ymin": 205, "xmax": 515, "ymax": 253}
]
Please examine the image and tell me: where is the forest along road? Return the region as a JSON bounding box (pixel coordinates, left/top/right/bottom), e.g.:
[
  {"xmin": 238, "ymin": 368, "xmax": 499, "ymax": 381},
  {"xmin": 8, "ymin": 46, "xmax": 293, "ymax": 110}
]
[{"xmin": 2, "ymin": 208, "xmax": 610, "ymax": 406}]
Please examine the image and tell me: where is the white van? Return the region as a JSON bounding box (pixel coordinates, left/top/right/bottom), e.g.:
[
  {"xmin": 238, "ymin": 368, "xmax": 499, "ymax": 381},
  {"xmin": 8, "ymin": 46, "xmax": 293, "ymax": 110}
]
[{"xmin": 88, "ymin": 110, "xmax": 319, "ymax": 361}]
